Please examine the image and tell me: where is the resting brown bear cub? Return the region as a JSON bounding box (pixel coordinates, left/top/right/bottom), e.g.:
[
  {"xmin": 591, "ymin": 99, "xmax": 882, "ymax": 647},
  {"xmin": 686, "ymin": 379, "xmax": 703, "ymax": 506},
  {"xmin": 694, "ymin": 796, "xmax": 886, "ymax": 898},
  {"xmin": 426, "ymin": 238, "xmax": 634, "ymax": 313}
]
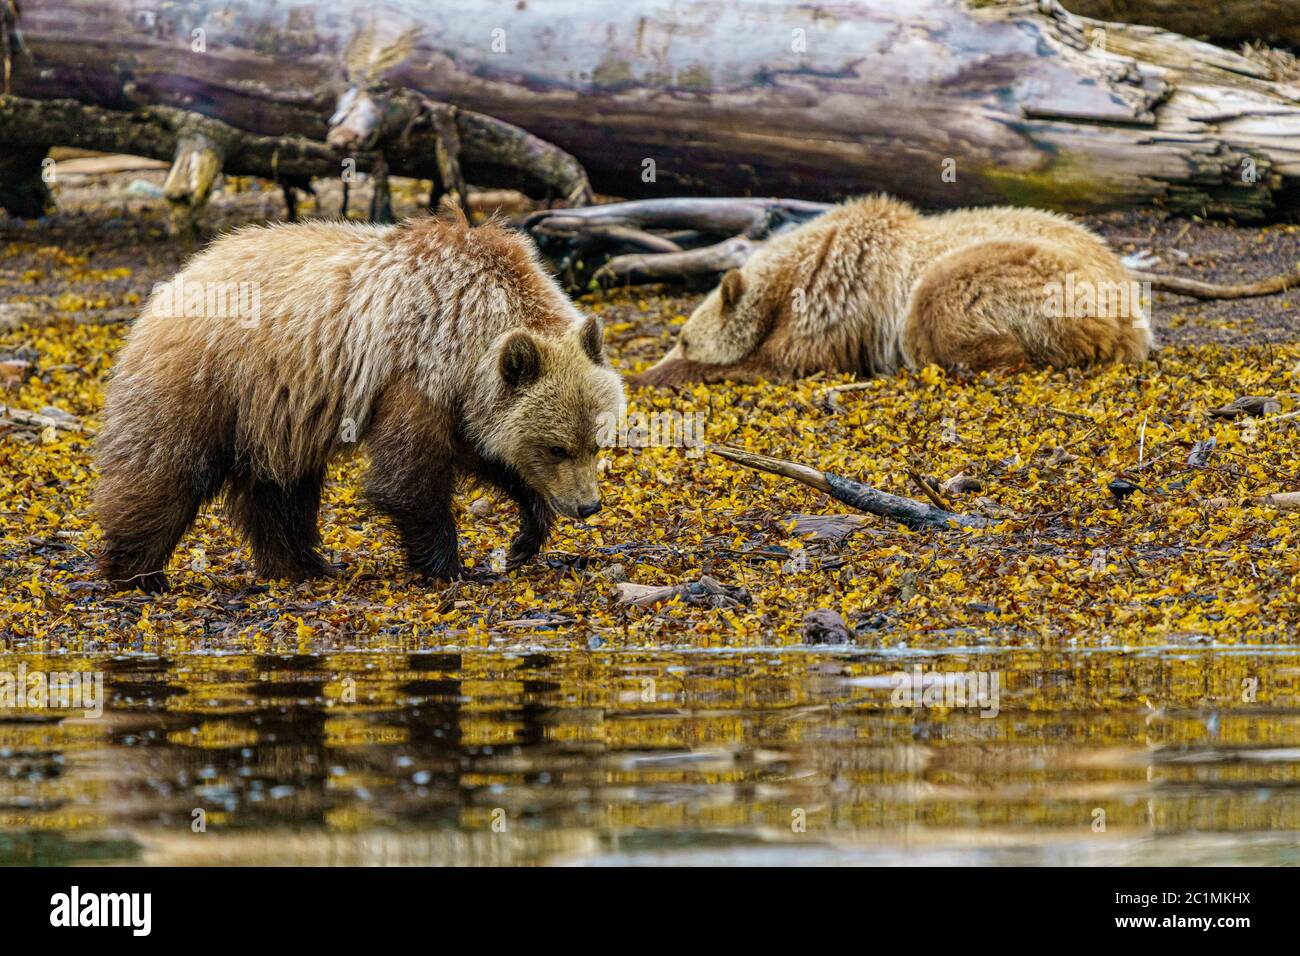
[
  {"xmin": 96, "ymin": 207, "xmax": 625, "ymax": 593},
  {"xmin": 634, "ymin": 195, "xmax": 1152, "ymax": 386}
]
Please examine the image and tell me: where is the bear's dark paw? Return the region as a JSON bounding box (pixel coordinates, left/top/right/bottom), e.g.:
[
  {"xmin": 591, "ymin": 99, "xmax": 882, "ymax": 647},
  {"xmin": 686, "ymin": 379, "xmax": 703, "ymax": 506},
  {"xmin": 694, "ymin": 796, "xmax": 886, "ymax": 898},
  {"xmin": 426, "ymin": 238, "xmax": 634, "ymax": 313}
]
[
  {"xmin": 505, "ymin": 534, "xmax": 543, "ymax": 570},
  {"xmin": 408, "ymin": 554, "xmax": 465, "ymax": 581},
  {"xmin": 256, "ymin": 554, "xmax": 332, "ymax": 584}
]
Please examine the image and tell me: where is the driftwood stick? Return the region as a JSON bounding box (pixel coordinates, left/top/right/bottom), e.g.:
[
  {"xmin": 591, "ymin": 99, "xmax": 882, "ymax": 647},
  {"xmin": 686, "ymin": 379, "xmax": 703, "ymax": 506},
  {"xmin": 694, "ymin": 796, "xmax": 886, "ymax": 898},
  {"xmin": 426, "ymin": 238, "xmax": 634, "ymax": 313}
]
[
  {"xmin": 907, "ymin": 467, "xmax": 956, "ymax": 513},
  {"xmin": 162, "ymin": 130, "xmax": 223, "ymax": 235},
  {"xmin": 708, "ymin": 444, "xmax": 996, "ymax": 531},
  {"xmin": 1133, "ymin": 265, "xmax": 1300, "ymax": 299},
  {"xmin": 428, "ymin": 103, "xmax": 468, "ymax": 216},
  {"xmin": 524, "ymin": 197, "xmax": 830, "ymax": 234},
  {"xmin": 581, "ymin": 225, "xmax": 683, "ymax": 253},
  {"xmin": 1206, "ymin": 492, "xmax": 1300, "ymax": 511},
  {"xmin": 594, "ymin": 237, "xmax": 757, "ymax": 285}
]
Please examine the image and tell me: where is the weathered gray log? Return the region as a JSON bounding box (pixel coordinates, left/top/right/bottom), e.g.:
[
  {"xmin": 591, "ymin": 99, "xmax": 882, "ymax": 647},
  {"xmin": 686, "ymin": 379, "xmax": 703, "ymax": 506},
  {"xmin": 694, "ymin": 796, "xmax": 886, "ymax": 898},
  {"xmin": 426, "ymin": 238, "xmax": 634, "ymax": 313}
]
[
  {"xmin": 527, "ymin": 197, "xmax": 829, "ymax": 288},
  {"xmin": 15, "ymin": 0, "xmax": 1300, "ymax": 219},
  {"xmin": 1064, "ymin": 1, "xmax": 1300, "ymax": 48}
]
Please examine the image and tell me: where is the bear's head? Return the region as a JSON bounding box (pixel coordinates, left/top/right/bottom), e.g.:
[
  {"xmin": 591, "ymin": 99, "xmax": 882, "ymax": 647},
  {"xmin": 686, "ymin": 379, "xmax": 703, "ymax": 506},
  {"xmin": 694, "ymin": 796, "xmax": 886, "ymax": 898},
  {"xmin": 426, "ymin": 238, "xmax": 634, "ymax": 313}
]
[
  {"xmin": 634, "ymin": 267, "xmax": 776, "ymax": 386},
  {"xmin": 479, "ymin": 314, "xmax": 625, "ymax": 519}
]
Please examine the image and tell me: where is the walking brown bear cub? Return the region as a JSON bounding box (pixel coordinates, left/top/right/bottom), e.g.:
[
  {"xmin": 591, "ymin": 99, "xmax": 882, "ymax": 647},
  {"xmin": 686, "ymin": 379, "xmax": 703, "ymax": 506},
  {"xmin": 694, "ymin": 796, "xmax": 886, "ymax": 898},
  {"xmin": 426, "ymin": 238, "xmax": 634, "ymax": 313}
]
[
  {"xmin": 96, "ymin": 207, "xmax": 625, "ymax": 593},
  {"xmin": 634, "ymin": 195, "xmax": 1152, "ymax": 386}
]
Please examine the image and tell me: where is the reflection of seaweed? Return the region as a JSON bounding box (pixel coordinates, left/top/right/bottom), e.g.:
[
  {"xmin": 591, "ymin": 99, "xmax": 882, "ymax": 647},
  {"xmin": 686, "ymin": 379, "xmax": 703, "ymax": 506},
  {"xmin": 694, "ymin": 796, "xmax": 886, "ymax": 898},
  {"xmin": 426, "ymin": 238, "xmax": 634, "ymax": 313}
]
[{"xmin": 345, "ymin": 21, "xmax": 422, "ymax": 88}]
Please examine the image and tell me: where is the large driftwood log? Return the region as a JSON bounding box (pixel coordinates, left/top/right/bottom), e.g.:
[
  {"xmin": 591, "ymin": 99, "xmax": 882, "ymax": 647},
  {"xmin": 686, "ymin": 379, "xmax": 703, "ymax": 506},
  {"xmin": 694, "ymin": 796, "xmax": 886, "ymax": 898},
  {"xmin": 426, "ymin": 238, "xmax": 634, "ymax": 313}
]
[
  {"xmin": 1064, "ymin": 2, "xmax": 1300, "ymax": 48},
  {"xmin": 10, "ymin": 0, "xmax": 1300, "ymax": 220}
]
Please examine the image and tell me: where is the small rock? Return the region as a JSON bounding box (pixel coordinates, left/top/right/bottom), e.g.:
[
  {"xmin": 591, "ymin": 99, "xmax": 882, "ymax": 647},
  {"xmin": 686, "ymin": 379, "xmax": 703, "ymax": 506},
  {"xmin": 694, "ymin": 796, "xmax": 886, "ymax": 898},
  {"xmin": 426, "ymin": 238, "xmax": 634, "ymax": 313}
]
[
  {"xmin": 1186, "ymin": 437, "xmax": 1216, "ymax": 469},
  {"xmin": 126, "ymin": 179, "xmax": 164, "ymax": 198},
  {"xmin": 2, "ymin": 346, "xmax": 39, "ymax": 364},
  {"xmin": 801, "ymin": 609, "xmax": 851, "ymax": 645},
  {"xmin": 468, "ymin": 497, "xmax": 492, "ymax": 517},
  {"xmin": 600, "ymin": 562, "xmax": 628, "ymax": 583}
]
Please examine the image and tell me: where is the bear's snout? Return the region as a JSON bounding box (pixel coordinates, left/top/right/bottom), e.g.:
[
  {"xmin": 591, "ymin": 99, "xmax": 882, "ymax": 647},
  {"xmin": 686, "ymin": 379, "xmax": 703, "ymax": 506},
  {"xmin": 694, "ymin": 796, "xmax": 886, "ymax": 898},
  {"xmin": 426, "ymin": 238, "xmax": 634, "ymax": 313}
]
[{"xmin": 577, "ymin": 499, "xmax": 601, "ymax": 519}]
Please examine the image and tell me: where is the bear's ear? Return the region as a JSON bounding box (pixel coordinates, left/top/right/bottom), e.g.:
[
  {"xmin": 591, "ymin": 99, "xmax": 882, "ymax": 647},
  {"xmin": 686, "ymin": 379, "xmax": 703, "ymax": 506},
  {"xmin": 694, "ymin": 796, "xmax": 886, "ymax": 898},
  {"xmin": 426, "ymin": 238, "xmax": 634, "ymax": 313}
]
[
  {"xmin": 719, "ymin": 269, "xmax": 745, "ymax": 310},
  {"xmin": 579, "ymin": 315, "xmax": 606, "ymax": 364},
  {"xmin": 499, "ymin": 332, "xmax": 542, "ymax": 390}
]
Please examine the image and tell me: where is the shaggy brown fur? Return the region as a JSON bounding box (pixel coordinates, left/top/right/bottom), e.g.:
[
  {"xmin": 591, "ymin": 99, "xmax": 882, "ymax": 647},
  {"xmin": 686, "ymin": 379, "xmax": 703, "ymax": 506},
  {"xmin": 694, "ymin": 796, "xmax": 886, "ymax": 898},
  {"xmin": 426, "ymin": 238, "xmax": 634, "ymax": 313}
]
[
  {"xmin": 96, "ymin": 208, "xmax": 625, "ymax": 592},
  {"xmin": 635, "ymin": 195, "xmax": 1152, "ymax": 386}
]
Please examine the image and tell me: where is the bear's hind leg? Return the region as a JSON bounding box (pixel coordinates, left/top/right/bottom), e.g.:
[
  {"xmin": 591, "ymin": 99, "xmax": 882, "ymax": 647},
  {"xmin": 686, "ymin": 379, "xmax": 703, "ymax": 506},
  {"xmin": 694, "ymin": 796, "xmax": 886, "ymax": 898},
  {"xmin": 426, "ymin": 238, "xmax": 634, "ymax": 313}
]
[{"xmin": 226, "ymin": 468, "xmax": 329, "ymax": 582}]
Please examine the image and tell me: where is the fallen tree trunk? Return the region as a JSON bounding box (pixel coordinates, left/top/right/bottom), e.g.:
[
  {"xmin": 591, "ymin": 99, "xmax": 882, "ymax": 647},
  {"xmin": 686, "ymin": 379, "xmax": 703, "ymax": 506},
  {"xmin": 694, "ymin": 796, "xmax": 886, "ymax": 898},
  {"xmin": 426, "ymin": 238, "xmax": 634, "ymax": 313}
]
[
  {"xmin": 1063, "ymin": 1, "xmax": 1300, "ymax": 49},
  {"xmin": 10, "ymin": 0, "xmax": 1300, "ymax": 219}
]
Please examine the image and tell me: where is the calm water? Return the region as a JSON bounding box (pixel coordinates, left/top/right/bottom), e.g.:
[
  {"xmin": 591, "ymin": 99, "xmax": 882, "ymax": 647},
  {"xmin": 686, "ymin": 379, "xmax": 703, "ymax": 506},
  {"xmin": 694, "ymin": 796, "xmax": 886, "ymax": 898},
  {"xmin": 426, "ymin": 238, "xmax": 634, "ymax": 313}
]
[{"xmin": 3, "ymin": 646, "xmax": 1300, "ymax": 866}]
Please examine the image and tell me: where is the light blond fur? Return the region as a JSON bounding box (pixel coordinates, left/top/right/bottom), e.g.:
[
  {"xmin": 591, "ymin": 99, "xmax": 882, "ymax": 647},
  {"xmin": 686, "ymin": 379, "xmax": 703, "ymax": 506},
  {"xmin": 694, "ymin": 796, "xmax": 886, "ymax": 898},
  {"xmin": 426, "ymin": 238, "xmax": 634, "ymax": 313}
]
[
  {"xmin": 96, "ymin": 210, "xmax": 624, "ymax": 591},
  {"xmin": 636, "ymin": 195, "xmax": 1152, "ymax": 385}
]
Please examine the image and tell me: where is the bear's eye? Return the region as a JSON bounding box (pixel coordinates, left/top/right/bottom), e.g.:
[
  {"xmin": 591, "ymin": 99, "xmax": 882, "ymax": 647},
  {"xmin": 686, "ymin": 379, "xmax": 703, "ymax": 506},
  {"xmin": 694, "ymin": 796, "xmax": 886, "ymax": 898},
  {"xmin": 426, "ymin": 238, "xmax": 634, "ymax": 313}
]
[{"xmin": 548, "ymin": 445, "xmax": 570, "ymax": 461}]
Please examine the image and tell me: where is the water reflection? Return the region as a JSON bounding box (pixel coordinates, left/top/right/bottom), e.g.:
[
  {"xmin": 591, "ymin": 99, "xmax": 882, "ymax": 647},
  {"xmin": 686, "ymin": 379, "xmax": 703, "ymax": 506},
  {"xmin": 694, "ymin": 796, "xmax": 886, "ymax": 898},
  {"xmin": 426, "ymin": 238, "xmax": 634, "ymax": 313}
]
[{"xmin": 2, "ymin": 648, "xmax": 1299, "ymax": 865}]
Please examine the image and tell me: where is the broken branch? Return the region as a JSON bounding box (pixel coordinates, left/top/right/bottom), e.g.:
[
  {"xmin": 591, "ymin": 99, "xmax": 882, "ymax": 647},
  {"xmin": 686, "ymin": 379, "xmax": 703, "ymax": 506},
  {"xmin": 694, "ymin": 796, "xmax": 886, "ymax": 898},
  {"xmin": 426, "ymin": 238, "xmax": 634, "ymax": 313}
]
[
  {"xmin": 1134, "ymin": 265, "xmax": 1300, "ymax": 299},
  {"xmin": 708, "ymin": 444, "xmax": 996, "ymax": 531}
]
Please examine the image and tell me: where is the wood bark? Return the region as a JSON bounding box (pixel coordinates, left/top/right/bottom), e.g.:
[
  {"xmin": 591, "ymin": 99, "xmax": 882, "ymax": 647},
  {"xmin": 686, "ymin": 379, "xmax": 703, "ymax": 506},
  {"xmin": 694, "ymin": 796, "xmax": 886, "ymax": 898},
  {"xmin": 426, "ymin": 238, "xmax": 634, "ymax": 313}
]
[
  {"xmin": 1064, "ymin": 1, "xmax": 1300, "ymax": 48},
  {"xmin": 12, "ymin": 0, "xmax": 1300, "ymax": 220}
]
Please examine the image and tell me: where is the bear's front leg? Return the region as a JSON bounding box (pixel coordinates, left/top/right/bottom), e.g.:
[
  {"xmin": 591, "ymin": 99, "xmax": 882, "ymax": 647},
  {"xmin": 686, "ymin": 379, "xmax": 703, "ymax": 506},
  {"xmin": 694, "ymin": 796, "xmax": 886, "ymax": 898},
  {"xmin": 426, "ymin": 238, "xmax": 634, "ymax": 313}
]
[
  {"xmin": 472, "ymin": 459, "xmax": 554, "ymax": 570},
  {"xmin": 505, "ymin": 488, "xmax": 554, "ymax": 570},
  {"xmin": 630, "ymin": 356, "xmax": 785, "ymax": 388}
]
